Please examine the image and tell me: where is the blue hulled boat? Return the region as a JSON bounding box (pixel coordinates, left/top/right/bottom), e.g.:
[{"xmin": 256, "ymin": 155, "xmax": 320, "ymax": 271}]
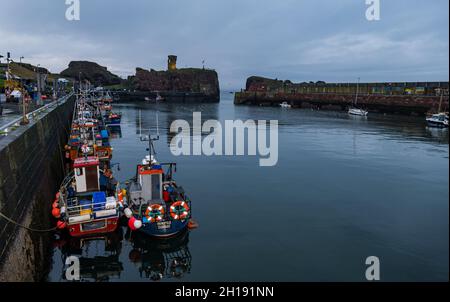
[
  {"xmin": 123, "ymin": 129, "xmax": 194, "ymax": 237},
  {"xmin": 104, "ymin": 112, "xmax": 122, "ymax": 126}
]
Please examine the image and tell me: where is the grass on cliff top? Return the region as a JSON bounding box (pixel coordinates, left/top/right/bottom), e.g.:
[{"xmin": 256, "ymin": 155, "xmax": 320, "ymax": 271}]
[{"xmin": 9, "ymin": 62, "xmax": 61, "ymax": 82}]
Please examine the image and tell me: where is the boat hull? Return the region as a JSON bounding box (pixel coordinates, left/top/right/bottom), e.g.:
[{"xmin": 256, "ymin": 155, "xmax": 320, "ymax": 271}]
[
  {"xmin": 427, "ymin": 120, "xmax": 448, "ymax": 128},
  {"xmin": 138, "ymin": 219, "xmax": 189, "ymax": 238},
  {"xmin": 105, "ymin": 119, "xmax": 121, "ymax": 126},
  {"xmin": 67, "ymin": 217, "xmax": 119, "ymax": 237},
  {"xmin": 348, "ymin": 108, "xmax": 368, "ymax": 116}
]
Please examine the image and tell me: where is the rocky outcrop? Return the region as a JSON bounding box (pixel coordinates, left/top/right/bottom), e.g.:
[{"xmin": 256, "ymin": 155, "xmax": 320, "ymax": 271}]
[
  {"xmin": 60, "ymin": 61, "xmax": 122, "ymax": 86},
  {"xmin": 132, "ymin": 67, "xmax": 219, "ymax": 100}
]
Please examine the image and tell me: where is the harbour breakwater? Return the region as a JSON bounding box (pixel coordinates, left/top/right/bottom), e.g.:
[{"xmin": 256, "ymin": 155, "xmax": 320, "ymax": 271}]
[
  {"xmin": 0, "ymin": 95, "xmax": 75, "ymax": 281},
  {"xmin": 235, "ymin": 77, "xmax": 449, "ymax": 115}
]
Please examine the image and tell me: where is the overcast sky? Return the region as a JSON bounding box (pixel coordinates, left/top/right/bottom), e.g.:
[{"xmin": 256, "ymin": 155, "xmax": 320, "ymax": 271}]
[{"xmin": 0, "ymin": 0, "xmax": 448, "ymax": 89}]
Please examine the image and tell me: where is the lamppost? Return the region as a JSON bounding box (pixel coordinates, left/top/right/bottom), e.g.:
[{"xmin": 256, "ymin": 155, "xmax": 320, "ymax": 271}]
[
  {"xmin": 36, "ymin": 64, "xmax": 42, "ymax": 106},
  {"xmin": 19, "ymin": 56, "xmax": 24, "ymax": 63}
]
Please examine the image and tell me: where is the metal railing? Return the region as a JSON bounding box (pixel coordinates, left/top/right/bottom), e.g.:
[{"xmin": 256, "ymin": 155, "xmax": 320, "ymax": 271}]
[{"xmin": 0, "ymin": 92, "xmax": 74, "ymax": 135}]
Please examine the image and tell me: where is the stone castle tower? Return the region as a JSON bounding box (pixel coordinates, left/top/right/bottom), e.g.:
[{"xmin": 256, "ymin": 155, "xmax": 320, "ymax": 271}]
[{"xmin": 168, "ymin": 55, "xmax": 177, "ymax": 71}]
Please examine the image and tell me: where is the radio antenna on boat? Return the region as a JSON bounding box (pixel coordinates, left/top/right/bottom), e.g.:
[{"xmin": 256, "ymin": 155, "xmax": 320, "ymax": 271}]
[{"xmin": 138, "ymin": 108, "xmax": 160, "ymax": 163}]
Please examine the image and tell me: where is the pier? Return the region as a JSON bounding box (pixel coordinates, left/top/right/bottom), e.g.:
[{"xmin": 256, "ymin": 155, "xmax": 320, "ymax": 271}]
[{"xmin": 0, "ymin": 93, "xmax": 75, "ymax": 281}]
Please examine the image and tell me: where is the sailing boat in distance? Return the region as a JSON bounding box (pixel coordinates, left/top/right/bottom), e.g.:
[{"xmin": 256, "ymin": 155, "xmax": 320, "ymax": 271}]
[
  {"xmin": 348, "ymin": 77, "xmax": 368, "ymax": 116},
  {"xmin": 426, "ymin": 89, "xmax": 449, "ymax": 128}
]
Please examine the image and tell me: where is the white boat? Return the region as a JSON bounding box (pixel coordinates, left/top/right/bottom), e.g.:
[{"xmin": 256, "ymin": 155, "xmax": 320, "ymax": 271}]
[
  {"xmin": 426, "ymin": 113, "xmax": 449, "ymax": 128},
  {"xmin": 348, "ymin": 77, "xmax": 368, "ymax": 116},
  {"xmin": 156, "ymin": 92, "xmax": 164, "ymax": 102},
  {"xmin": 280, "ymin": 101, "xmax": 291, "ymax": 108},
  {"xmin": 348, "ymin": 108, "xmax": 368, "ymax": 116},
  {"xmin": 426, "ymin": 92, "xmax": 448, "ymax": 128}
]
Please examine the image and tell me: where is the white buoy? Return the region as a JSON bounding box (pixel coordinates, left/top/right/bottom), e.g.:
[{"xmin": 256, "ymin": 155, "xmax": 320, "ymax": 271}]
[
  {"xmin": 134, "ymin": 219, "xmax": 142, "ymax": 230},
  {"xmin": 124, "ymin": 208, "xmax": 132, "ymax": 218}
]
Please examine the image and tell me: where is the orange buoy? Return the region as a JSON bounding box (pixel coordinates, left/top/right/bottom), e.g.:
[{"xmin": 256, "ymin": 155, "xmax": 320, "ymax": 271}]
[
  {"xmin": 56, "ymin": 220, "xmax": 67, "ymax": 229},
  {"xmin": 188, "ymin": 219, "xmax": 199, "ymax": 230},
  {"xmin": 52, "ymin": 201, "xmax": 59, "ymax": 208},
  {"xmin": 52, "ymin": 207, "xmax": 61, "ymax": 219}
]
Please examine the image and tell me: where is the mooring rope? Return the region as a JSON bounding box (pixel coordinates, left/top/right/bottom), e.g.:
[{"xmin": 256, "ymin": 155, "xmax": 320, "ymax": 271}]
[{"xmin": 0, "ymin": 211, "xmax": 58, "ymax": 233}]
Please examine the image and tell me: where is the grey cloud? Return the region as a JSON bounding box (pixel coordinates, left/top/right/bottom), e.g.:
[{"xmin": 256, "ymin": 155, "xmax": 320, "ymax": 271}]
[{"xmin": 0, "ymin": 0, "xmax": 448, "ymax": 90}]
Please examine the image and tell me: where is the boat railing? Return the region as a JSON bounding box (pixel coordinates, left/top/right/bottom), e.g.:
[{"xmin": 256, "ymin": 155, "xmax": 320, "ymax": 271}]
[{"xmin": 65, "ymin": 197, "xmax": 118, "ymax": 219}]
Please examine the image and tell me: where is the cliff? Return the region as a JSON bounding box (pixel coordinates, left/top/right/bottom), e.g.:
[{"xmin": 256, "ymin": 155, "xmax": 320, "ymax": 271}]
[
  {"xmin": 132, "ymin": 67, "xmax": 219, "ymax": 99},
  {"xmin": 60, "ymin": 61, "xmax": 122, "ymax": 86}
]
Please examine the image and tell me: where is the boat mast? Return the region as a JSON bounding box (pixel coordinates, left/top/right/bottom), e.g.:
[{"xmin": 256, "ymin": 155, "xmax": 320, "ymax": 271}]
[
  {"xmin": 355, "ymin": 77, "xmax": 360, "ymax": 106},
  {"xmin": 139, "ymin": 109, "xmax": 160, "ymax": 165}
]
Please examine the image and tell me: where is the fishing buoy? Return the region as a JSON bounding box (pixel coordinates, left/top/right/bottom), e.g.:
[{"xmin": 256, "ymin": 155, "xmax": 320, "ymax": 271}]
[
  {"xmin": 128, "ymin": 216, "xmax": 137, "ymax": 230},
  {"xmin": 52, "ymin": 207, "xmax": 61, "ymax": 219},
  {"xmin": 163, "ymin": 191, "xmax": 170, "ymax": 202},
  {"xmin": 52, "ymin": 201, "xmax": 59, "ymax": 208},
  {"xmin": 124, "ymin": 208, "xmax": 132, "ymax": 219},
  {"xmin": 134, "ymin": 219, "xmax": 142, "ymax": 230},
  {"xmin": 55, "ymin": 192, "xmax": 60, "ymax": 199},
  {"xmin": 56, "ymin": 220, "xmax": 67, "ymax": 229},
  {"xmin": 188, "ymin": 219, "xmax": 199, "ymax": 230}
]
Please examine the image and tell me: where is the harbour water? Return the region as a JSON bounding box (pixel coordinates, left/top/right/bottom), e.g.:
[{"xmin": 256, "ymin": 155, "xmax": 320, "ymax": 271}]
[{"xmin": 46, "ymin": 92, "xmax": 449, "ymax": 282}]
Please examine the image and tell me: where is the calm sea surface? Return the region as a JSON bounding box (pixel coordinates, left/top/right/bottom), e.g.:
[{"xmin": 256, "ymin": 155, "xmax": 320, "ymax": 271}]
[{"xmin": 46, "ymin": 92, "xmax": 449, "ymax": 282}]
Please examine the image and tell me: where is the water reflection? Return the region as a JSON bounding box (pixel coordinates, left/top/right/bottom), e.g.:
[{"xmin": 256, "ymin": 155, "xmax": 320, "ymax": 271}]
[
  {"xmin": 52, "ymin": 227, "xmax": 192, "ymax": 282},
  {"xmin": 108, "ymin": 126, "xmax": 122, "ymax": 139},
  {"xmin": 54, "ymin": 230, "xmax": 124, "ymax": 282},
  {"xmin": 126, "ymin": 229, "xmax": 192, "ymax": 281}
]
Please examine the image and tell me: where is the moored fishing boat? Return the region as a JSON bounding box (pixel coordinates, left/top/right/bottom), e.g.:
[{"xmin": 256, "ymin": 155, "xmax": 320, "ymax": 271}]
[
  {"xmin": 104, "ymin": 112, "xmax": 122, "ymax": 126},
  {"xmin": 52, "ymin": 88, "xmax": 121, "ymax": 237},
  {"xmin": 52, "ymin": 156, "xmax": 121, "ymax": 237},
  {"xmin": 122, "ymin": 125, "xmax": 195, "ymax": 238}
]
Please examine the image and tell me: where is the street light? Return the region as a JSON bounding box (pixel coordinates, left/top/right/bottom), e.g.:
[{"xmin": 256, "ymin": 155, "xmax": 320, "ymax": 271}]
[
  {"xmin": 19, "ymin": 56, "xmax": 24, "ymax": 63},
  {"xmin": 36, "ymin": 64, "xmax": 43, "ymax": 106}
]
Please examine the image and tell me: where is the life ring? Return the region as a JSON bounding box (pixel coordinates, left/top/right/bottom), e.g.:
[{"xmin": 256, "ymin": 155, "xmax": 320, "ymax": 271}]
[
  {"xmin": 81, "ymin": 144, "xmax": 90, "ymax": 154},
  {"xmin": 145, "ymin": 204, "xmax": 165, "ymax": 223},
  {"xmin": 170, "ymin": 201, "xmax": 190, "ymax": 220}
]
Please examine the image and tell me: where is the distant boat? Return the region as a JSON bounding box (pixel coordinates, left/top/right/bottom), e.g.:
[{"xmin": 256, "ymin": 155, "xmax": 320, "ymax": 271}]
[
  {"xmin": 348, "ymin": 77, "xmax": 368, "ymax": 116},
  {"xmin": 426, "ymin": 92, "xmax": 448, "ymax": 128},
  {"xmin": 146, "ymin": 93, "xmax": 165, "ymax": 102},
  {"xmin": 280, "ymin": 101, "xmax": 292, "ymax": 108},
  {"xmin": 426, "ymin": 113, "xmax": 449, "ymax": 128},
  {"xmin": 348, "ymin": 108, "xmax": 368, "ymax": 116},
  {"xmin": 156, "ymin": 92, "xmax": 164, "ymax": 102}
]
